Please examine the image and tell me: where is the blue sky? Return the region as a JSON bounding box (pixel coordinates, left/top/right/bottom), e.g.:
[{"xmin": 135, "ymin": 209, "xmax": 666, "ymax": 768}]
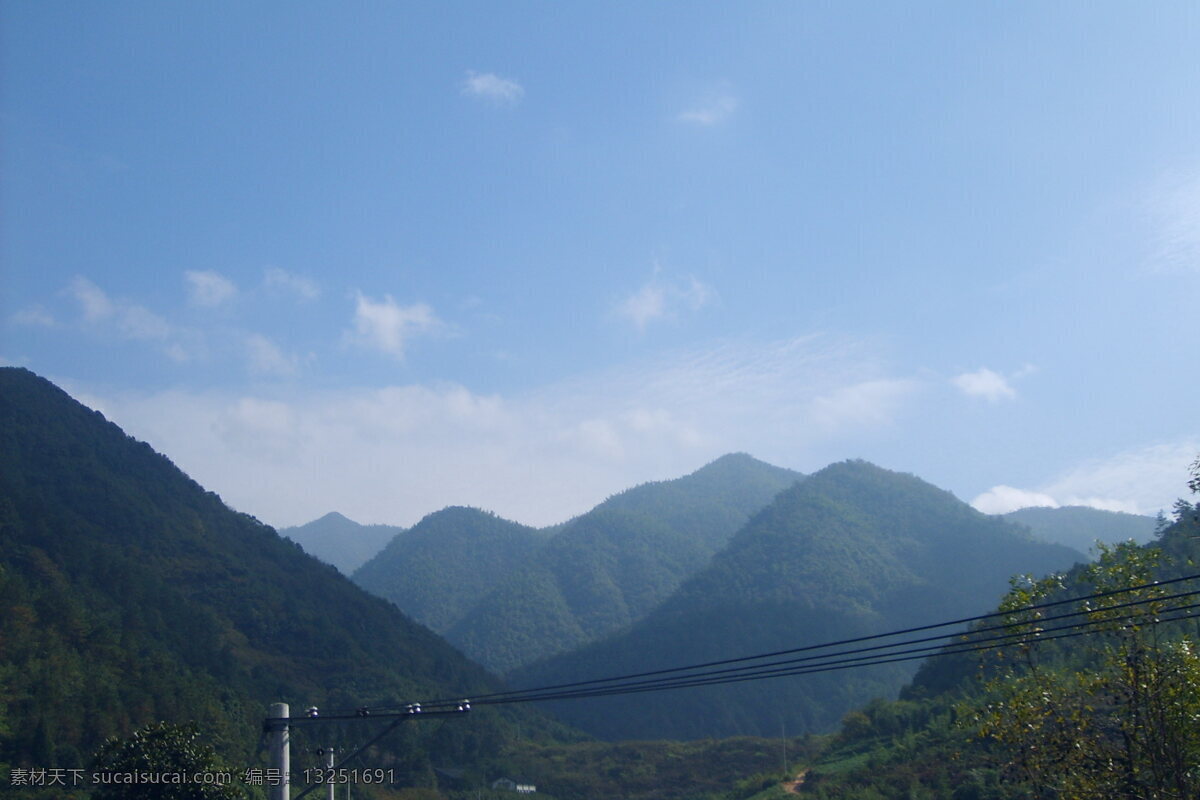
[{"xmin": 3, "ymin": 2, "xmax": 1198, "ymax": 528}]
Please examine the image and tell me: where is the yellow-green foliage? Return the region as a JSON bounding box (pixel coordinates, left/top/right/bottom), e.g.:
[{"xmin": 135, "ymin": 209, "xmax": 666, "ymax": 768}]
[{"xmin": 966, "ymin": 542, "xmax": 1200, "ymax": 799}]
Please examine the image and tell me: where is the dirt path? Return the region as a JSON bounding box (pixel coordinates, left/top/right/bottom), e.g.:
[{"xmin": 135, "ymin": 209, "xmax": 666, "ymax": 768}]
[{"xmin": 782, "ymin": 769, "xmax": 809, "ymax": 794}]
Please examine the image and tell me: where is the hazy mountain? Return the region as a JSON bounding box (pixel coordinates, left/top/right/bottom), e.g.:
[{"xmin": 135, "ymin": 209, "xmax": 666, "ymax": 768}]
[
  {"xmin": 581, "ymin": 452, "xmax": 806, "ymax": 553},
  {"xmin": 280, "ymin": 510, "xmax": 402, "ymax": 573},
  {"xmin": 445, "ymin": 453, "xmax": 803, "ymax": 674},
  {"xmin": 0, "ymin": 367, "xmax": 553, "ymax": 776},
  {"xmin": 512, "ymin": 460, "xmax": 1085, "ymax": 740},
  {"xmin": 353, "ymin": 506, "xmax": 548, "ymax": 633},
  {"xmin": 1002, "ymin": 505, "xmax": 1157, "ymax": 554}
]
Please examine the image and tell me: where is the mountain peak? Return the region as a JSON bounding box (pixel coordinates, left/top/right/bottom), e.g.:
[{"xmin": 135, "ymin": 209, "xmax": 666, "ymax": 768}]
[{"xmin": 693, "ymin": 452, "xmax": 776, "ymax": 475}]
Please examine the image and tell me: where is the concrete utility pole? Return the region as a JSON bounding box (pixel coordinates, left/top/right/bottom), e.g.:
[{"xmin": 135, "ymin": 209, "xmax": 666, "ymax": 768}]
[
  {"xmin": 266, "ymin": 698, "xmax": 468, "ymax": 800},
  {"xmin": 268, "ymin": 703, "xmax": 290, "ymax": 800},
  {"xmin": 326, "ymin": 747, "xmax": 335, "ymax": 800}
]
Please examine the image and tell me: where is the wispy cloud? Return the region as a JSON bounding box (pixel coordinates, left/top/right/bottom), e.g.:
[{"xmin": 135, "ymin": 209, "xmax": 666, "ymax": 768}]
[
  {"xmin": 65, "ymin": 275, "xmax": 195, "ymax": 361},
  {"xmin": 678, "ymin": 84, "xmax": 738, "ymax": 126},
  {"xmin": 78, "ymin": 335, "xmax": 920, "ymax": 528},
  {"xmin": 971, "ymin": 439, "xmax": 1199, "ymax": 515},
  {"xmin": 345, "ymin": 292, "xmax": 444, "ymax": 359},
  {"xmin": 1146, "ymin": 167, "xmax": 1200, "ymax": 274},
  {"xmin": 951, "ymin": 367, "xmax": 1017, "ymax": 403},
  {"xmin": 808, "ymin": 378, "xmax": 921, "ymax": 433},
  {"xmin": 68, "ymin": 276, "xmax": 115, "ymax": 322},
  {"xmin": 264, "ymin": 267, "xmax": 320, "ymax": 301},
  {"xmin": 10, "ymin": 306, "xmax": 56, "ymax": 327},
  {"xmin": 462, "ymin": 71, "xmax": 524, "ymax": 105},
  {"xmin": 617, "ymin": 272, "xmax": 716, "ymax": 331},
  {"xmin": 185, "ymin": 270, "xmax": 237, "ymax": 307},
  {"xmin": 119, "ymin": 304, "xmax": 173, "ymax": 341},
  {"xmin": 619, "ymin": 284, "xmax": 666, "ymax": 330},
  {"xmin": 245, "ymin": 333, "xmax": 301, "ymax": 377}
]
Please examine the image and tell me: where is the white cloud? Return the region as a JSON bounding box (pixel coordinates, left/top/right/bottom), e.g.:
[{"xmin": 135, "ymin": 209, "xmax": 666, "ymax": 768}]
[
  {"xmin": 66, "ymin": 275, "xmax": 188, "ymax": 358},
  {"xmin": 679, "ymin": 85, "xmax": 739, "ymax": 126},
  {"xmin": 1042, "ymin": 441, "xmax": 1198, "ymax": 515},
  {"xmin": 623, "ymin": 407, "xmax": 702, "ymax": 447},
  {"xmin": 185, "ymin": 270, "xmax": 238, "ymax": 307},
  {"xmin": 619, "ymin": 284, "xmax": 667, "ymax": 330},
  {"xmin": 264, "ymin": 267, "xmax": 320, "ymax": 301},
  {"xmin": 808, "ymin": 378, "xmax": 921, "ymax": 432},
  {"xmin": 971, "ymin": 486, "xmax": 1060, "ymax": 515},
  {"xmin": 78, "ymin": 336, "xmax": 919, "ymax": 528},
  {"xmin": 215, "ymin": 397, "xmax": 299, "ymax": 458},
  {"xmin": 952, "ymin": 367, "xmax": 1016, "ymax": 403},
  {"xmin": 10, "ymin": 306, "xmax": 56, "ymax": 327},
  {"xmin": 345, "ymin": 292, "xmax": 443, "ymax": 359},
  {"xmin": 1146, "ymin": 168, "xmax": 1200, "ymax": 274},
  {"xmin": 682, "ymin": 276, "xmax": 715, "ymax": 310},
  {"xmin": 118, "ymin": 304, "xmax": 172, "ymax": 341},
  {"xmin": 462, "ymin": 71, "xmax": 524, "ymax": 105},
  {"xmin": 68, "ymin": 276, "xmax": 114, "ymax": 321},
  {"xmin": 617, "ymin": 273, "xmax": 717, "ymax": 331},
  {"xmin": 567, "ymin": 418, "xmax": 626, "ymax": 460},
  {"xmin": 972, "ymin": 440, "xmax": 1198, "ymax": 516},
  {"xmin": 245, "ymin": 333, "xmax": 300, "ymax": 377}
]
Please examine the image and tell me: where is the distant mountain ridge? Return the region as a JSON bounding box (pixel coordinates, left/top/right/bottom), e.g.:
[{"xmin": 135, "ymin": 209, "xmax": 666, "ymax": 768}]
[
  {"xmin": 354, "ymin": 506, "xmax": 549, "ymax": 633},
  {"xmin": 448, "ymin": 453, "xmax": 803, "ymax": 674},
  {"xmin": 513, "ymin": 460, "xmax": 1085, "ymax": 740},
  {"xmin": 1001, "ymin": 505, "xmax": 1157, "ymax": 554},
  {"xmin": 351, "ymin": 453, "xmax": 803, "ymax": 675},
  {"xmin": 280, "ymin": 510, "xmax": 402, "ymax": 573}
]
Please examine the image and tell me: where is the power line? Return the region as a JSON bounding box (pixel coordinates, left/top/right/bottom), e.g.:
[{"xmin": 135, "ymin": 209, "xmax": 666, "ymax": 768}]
[
  {"xmin": 452, "ymin": 598, "xmax": 1200, "ymax": 706},
  {"xmin": 397, "ymin": 573, "xmax": 1200, "ymax": 712},
  {"xmin": 272, "ymin": 573, "xmax": 1200, "ymax": 796}
]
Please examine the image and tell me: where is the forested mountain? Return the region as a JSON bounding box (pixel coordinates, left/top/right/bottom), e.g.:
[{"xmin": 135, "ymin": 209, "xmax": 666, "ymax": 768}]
[
  {"xmin": 444, "ymin": 454, "xmax": 803, "ymax": 674},
  {"xmin": 1001, "ymin": 504, "xmax": 1156, "ymax": 554},
  {"xmin": 353, "ymin": 506, "xmax": 548, "ymax": 633},
  {"xmin": 512, "ymin": 460, "xmax": 1085, "ymax": 741},
  {"xmin": 0, "ymin": 367, "xmax": 558, "ymax": 794},
  {"xmin": 578, "ymin": 452, "xmax": 805, "ymax": 553},
  {"xmin": 280, "ymin": 510, "xmax": 402, "ymax": 574}
]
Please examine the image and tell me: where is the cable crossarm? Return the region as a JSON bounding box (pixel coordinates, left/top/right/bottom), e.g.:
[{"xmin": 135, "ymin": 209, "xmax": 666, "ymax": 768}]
[
  {"xmin": 283, "ymin": 706, "xmax": 470, "ymax": 724},
  {"xmin": 450, "ymin": 597, "xmax": 1200, "ymax": 706},
  {"xmin": 408, "ymin": 573, "xmax": 1200, "ymax": 711}
]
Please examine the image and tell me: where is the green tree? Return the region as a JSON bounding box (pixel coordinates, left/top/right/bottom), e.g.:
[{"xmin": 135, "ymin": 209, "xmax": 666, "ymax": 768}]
[
  {"xmin": 964, "ymin": 543, "xmax": 1200, "ymax": 799},
  {"xmin": 91, "ymin": 721, "xmax": 245, "ymax": 800}
]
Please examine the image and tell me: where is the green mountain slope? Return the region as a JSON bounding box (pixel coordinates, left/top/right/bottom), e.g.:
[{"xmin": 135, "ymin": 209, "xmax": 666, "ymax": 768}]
[
  {"xmin": 280, "ymin": 510, "xmax": 403, "ymax": 574},
  {"xmin": 512, "ymin": 460, "xmax": 1084, "ymax": 740},
  {"xmin": 585, "ymin": 452, "xmax": 806, "ymax": 553},
  {"xmin": 353, "ymin": 506, "xmax": 548, "ymax": 633},
  {"xmin": 446, "ymin": 454, "xmax": 803, "ymax": 674},
  {"xmin": 800, "ymin": 497, "xmax": 1200, "ymax": 799},
  {"xmin": 0, "ymin": 367, "xmax": 553, "ymax": 786},
  {"xmin": 1001, "ymin": 504, "xmax": 1156, "ymax": 554}
]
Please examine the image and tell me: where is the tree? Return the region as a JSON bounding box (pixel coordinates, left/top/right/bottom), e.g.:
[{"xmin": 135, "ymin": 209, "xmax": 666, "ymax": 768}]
[
  {"xmin": 964, "ymin": 543, "xmax": 1200, "ymax": 799},
  {"xmin": 91, "ymin": 721, "xmax": 245, "ymax": 800}
]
